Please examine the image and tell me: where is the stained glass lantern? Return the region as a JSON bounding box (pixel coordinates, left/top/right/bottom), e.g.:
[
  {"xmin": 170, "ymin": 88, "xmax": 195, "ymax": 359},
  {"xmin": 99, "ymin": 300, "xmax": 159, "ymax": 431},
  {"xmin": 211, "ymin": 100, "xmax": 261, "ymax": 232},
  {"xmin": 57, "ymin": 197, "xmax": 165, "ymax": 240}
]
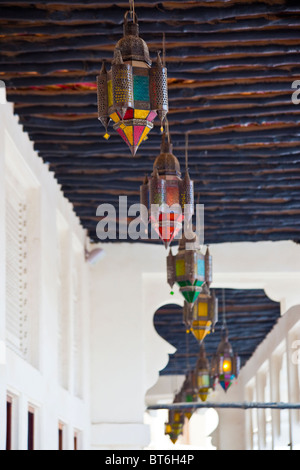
[
  {"xmin": 167, "ymin": 235, "xmax": 211, "ymax": 308},
  {"xmin": 183, "ymin": 290, "xmax": 218, "ymax": 342},
  {"xmin": 140, "ymin": 132, "xmax": 194, "ymax": 248},
  {"xmin": 164, "ymin": 393, "xmax": 185, "ymax": 444},
  {"xmin": 195, "ymin": 343, "xmax": 212, "ymax": 402},
  {"xmin": 180, "ymin": 371, "xmax": 198, "ymax": 420},
  {"xmin": 97, "ymin": 11, "xmax": 168, "ymax": 156},
  {"xmin": 211, "ymin": 328, "xmax": 240, "ymax": 392}
]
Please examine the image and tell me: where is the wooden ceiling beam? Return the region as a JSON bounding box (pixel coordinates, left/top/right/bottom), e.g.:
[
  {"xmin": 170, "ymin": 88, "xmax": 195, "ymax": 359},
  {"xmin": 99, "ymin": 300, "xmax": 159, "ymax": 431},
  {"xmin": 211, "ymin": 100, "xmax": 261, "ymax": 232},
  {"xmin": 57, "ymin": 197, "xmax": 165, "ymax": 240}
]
[
  {"xmin": 3, "ymin": 55, "xmax": 300, "ymax": 77},
  {"xmin": 1, "ymin": 28, "xmax": 300, "ymax": 55},
  {"xmin": 1, "ymin": 15, "xmax": 300, "ymax": 38},
  {"xmin": 0, "ymin": 3, "xmax": 298, "ymax": 25}
]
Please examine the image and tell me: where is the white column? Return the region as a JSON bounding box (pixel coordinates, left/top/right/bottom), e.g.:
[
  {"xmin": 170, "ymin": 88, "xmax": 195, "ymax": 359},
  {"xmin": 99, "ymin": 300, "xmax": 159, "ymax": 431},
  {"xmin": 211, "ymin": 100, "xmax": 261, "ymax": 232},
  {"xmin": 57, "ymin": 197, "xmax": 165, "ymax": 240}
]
[
  {"xmin": 90, "ymin": 246, "xmax": 149, "ymax": 449},
  {"xmin": 17, "ymin": 394, "xmax": 29, "ymax": 450},
  {"xmin": 256, "ymin": 372, "xmax": 266, "ymax": 450},
  {"xmin": 210, "ymin": 386, "xmax": 246, "ymax": 450}
]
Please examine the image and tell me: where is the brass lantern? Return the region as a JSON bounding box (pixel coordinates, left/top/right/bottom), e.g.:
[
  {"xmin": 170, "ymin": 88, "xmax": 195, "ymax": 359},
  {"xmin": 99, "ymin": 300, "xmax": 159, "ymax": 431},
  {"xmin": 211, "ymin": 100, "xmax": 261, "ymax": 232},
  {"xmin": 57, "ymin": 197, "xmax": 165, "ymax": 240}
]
[
  {"xmin": 195, "ymin": 343, "xmax": 212, "ymax": 402},
  {"xmin": 184, "ymin": 290, "xmax": 218, "ymax": 343},
  {"xmin": 167, "ymin": 235, "xmax": 211, "ymax": 306},
  {"xmin": 180, "ymin": 371, "xmax": 198, "ymax": 420},
  {"xmin": 140, "ymin": 132, "xmax": 194, "ymax": 248},
  {"xmin": 97, "ymin": 10, "xmax": 168, "ymax": 156},
  {"xmin": 211, "ymin": 327, "xmax": 240, "ymax": 392},
  {"xmin": 164, "ymin": 393, "xmax": 185, "ymax": 444}
]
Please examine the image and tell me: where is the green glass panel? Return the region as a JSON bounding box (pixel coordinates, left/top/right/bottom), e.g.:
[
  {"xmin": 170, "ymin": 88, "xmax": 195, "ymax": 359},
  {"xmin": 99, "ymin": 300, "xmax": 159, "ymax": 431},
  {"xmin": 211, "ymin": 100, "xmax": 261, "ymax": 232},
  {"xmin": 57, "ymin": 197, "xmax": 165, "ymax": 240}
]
[
  {"xmin": 191, "ymin": 291, "xmax": 200, "ymax": 303},
  {"xmin": 134, "ymin": 75, "xmax": 150, "ymax": 102},
  {"xmin": 194, "ymin": 279, "xmax": 204, "ymax": 287},
  {"xmin": 183, "ymin": 291, "xmax": 199, "ymax": 303},
  {"xmin": 202, "ymin": 375, "xmax": 210, "ymax": 387},
  {"xmin": 182, "ymin": 292, "xmax": 191, "ymax": 302},
  {"xmin": 178, "ymin": 280, "xmax": 191, "ymax": 287}
]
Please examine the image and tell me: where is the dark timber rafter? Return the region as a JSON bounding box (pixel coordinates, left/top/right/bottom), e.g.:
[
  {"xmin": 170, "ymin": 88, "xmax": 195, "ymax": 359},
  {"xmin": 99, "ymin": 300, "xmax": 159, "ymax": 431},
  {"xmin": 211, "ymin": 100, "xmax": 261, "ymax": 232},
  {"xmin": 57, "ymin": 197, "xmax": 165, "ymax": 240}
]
[{"xmin": 0, "ymin": 0, "xmax": 300, "ymax": 245}]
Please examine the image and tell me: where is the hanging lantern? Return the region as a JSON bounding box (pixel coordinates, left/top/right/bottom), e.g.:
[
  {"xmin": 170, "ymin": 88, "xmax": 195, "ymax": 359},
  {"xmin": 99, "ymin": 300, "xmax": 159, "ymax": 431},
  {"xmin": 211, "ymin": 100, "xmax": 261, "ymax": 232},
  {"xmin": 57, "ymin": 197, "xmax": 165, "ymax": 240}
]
[
  {"xmin": 184, "ymin": 290, "xmax": 218, "ymax": 342},
  {"xmin": 195, "ymin": 343, "xmax": 212, "ymax": 402},
  {"xmin": 97, "ymin": 8, "xmax": 168, "ymax": 156},
  {"xmin": 164, "ymin": 393, "xmax": 185, "ymax": 444},
  {"xmin": 179, "ymin": 371, "xmax": 198, "ymax": 420},
  {"xmin": 140, "ymin": 132, "xmax": 194, "ymax": 248},
  {"xmin": 211, "ymin": 327, "xmax": 240, "ymax": 392},
  {"xmin": 167, "ymin": 235, "xmax": 211, "ymax": 308}
]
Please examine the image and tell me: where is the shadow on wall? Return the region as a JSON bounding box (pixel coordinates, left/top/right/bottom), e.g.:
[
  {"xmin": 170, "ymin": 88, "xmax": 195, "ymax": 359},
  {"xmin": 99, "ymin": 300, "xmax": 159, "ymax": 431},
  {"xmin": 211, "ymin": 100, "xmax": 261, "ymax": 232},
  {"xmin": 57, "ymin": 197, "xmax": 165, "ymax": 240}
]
[{"xmin": 154, "ymin": 289, "xmax": 281, "ymax": 376}]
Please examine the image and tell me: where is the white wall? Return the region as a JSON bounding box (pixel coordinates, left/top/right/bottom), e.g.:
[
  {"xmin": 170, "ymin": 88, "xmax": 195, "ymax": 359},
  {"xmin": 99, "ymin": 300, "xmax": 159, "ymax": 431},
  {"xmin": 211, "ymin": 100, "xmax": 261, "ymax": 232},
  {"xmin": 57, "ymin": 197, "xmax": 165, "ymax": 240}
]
[{"xmin": 0, "ymin": 103, "xmax": 91, "ymax": 450}]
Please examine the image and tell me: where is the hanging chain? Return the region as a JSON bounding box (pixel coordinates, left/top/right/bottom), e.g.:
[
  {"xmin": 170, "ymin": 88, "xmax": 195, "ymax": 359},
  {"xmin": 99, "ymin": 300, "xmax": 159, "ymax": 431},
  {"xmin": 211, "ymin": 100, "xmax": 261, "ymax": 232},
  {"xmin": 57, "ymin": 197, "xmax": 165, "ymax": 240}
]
[
  {"xmin": 222, "ymin": 288, "xmax": 227, "ymax": 329},
  {"xmin": 185, "ymin": 331, "xmax": 190, "ymax": 373},
  {"xmin": 129, "ymin": 0, "xmax": 135, "ymax": 22},
  {"xmin": 165, "ymin": 116, "xmax": 171, "ymax": 144},
  {"xmin": 163, "ymin": 32, "xmax": 166, "ymax": 67},
  {"xmin": 185, "ymin": 133, "xmax": 189, "ymax": 171}
]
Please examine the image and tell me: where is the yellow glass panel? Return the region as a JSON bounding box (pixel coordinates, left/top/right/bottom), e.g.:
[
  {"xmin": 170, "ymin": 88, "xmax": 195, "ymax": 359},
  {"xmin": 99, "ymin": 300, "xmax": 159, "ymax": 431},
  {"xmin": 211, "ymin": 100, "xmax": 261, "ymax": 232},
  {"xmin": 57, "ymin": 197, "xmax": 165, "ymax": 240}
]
[
  {"xmin": 108, "ymin": 80, "xmax": 113, "ymax": 108},
  {"xmin": 165, "ymin": 424, "xmax": 172, "ymax": 434},
  {"xmin": 110, "ymin": 111, "xmax": 120, "ymax": 123},
  {"xmin": 191, "ymin": 320, "xmax": 212, "ymax": 342},
  {"xmin": 124, "ymin": 126, "xmax": 133, "ymax": 146},
  {"xmin": 193, "ymin": 320, "xmax": 212, "ymax": 327},
  {"xmin": 176, "ymin": 259, "xmax": 185, "ymax": 277},
  {"xmin": 199, "ymin": 390, "xmax": 209, "ymax": 402},
  {"xmin": 174, "ymin": 412, "xmax": 181, "ymax": 422},
  {"xmin": 134, "ymin": 109, "xmax": 149, "ymax": 120},
  {"xmin": 197, "ymin": 301, "xmax": 208, "ymax": 317},
  {"xmin": 103, "ymin": 133, "xmax": 110, "ymax": 140},
  {"xmin": 120, "ymin": 123, "xmax": 126, "ymax": 130}
]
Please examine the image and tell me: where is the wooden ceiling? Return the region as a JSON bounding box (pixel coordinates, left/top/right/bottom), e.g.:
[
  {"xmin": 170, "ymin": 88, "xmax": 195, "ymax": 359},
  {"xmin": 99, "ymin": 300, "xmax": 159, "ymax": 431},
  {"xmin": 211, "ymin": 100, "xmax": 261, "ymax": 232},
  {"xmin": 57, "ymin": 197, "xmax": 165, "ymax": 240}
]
[
  {"xmin": 1, "ymin": 0, "xmax": 300, "ymax": 244},
  {"xmin": 154, "ymin": 288, "xmax": 280, "ymax": 376}
]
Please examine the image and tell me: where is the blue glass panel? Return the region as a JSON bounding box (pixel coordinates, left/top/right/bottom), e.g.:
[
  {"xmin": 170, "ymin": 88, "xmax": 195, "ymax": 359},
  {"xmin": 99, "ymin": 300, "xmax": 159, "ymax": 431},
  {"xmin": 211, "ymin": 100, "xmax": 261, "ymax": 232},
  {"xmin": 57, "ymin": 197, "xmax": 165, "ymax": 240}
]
[{"xmin": 197, "ymin": 259, "xmax": 205, "ymax": 277}]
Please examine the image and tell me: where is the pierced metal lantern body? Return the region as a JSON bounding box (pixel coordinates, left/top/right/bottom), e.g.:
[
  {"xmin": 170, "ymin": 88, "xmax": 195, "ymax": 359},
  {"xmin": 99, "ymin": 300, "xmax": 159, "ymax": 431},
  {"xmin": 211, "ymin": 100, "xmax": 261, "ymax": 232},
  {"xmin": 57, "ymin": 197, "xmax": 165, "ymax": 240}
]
[
  {"xmin": 140, "ymin": 133, "xmax": 194, "ymax": 248},
  {"xmin": 97, "ymin": 12, "xmax": 168, "ymax": 156},
  {"xmin": 164, "ymin": 393, "xmax": 185, "ymax": 444},
  {"xmin": 211, "ymin": 328, "xmax": 240, "ymax": 392},
  {"xmin": 184, "ymin": 290, "xmax": 218, "ymax": 343},
  {"xmin": 167, "ymin": 236, "xmax": 211, "ymax": 307},
  {"xmin": 195, "ymin": 343, "xmax": 212, "ymax": 402},
  {"xmin": 180, "ymin": 371, "xmax": 198, "ymax": 420}
]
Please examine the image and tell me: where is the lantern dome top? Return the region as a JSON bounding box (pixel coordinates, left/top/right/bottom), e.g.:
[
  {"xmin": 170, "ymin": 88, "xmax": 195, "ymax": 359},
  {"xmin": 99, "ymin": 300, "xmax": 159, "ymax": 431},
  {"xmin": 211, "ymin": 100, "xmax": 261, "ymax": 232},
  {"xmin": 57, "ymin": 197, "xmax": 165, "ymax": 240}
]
[
  {"xmin": 217, "ymin": 329, "xmax": 233, "ymax": 356},
  {"xmin": 153, "ymin": 133, "xmax": 181, "ymax": 177},
  {"xmin": 114, "ymin": 12, "xmax": 152, "ymax": 67}
]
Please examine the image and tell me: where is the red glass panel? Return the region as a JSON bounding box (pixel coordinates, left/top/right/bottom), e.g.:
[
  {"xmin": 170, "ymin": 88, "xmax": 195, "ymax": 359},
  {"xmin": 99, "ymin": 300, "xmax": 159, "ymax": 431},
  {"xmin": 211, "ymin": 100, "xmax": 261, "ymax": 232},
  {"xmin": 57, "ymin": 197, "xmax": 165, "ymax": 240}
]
[
  {"xmin": 123, "ymin": 108, "xmax": 134, "ymax": 120},
  {"xmin": 134, "ymin": 126, "xmax": 145, "ymax": 147}
]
